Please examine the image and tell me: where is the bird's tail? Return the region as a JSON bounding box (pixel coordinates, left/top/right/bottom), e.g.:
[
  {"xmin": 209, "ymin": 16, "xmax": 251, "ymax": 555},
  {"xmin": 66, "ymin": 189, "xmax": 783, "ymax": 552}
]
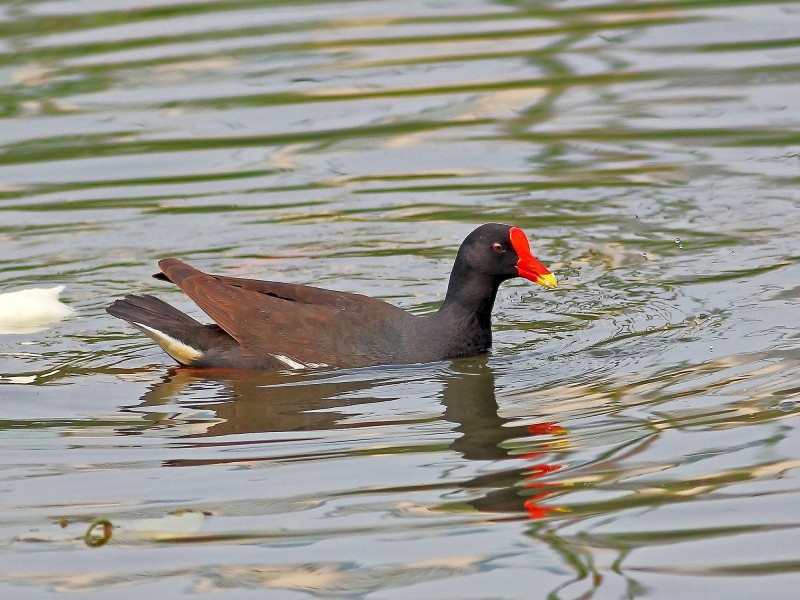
[{"xmin": 106, "ymin": 294, "xmax": 205, "ymax": 365}]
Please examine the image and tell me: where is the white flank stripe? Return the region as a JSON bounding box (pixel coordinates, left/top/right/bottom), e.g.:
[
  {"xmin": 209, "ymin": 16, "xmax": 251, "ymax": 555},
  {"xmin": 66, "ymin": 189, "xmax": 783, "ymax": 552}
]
[
  {"xmin": 273, "ymin": 354, "xmax": 308, "ymax": 370},
  {"xmin": 134, "ymin": 322, "xmax": 202, "ymax": 365}
]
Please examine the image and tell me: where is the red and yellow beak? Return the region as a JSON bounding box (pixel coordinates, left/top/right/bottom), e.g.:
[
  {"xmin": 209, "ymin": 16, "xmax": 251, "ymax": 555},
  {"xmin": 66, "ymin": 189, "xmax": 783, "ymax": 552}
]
[{"xmin": 509, "ymin": 227, "xmax": 557, "ymax": 289}]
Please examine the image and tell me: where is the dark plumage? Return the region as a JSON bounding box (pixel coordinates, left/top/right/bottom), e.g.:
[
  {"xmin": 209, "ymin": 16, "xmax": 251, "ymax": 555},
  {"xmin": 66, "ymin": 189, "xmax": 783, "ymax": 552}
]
[{"xmin": 106, "ymin": 223, "xmax": 557, "ymax": 370}]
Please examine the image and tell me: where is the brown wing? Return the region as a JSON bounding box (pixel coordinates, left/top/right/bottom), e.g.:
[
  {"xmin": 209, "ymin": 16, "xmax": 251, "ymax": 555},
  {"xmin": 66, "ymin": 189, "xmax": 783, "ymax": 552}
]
[
  {"xmin": 155, "ymin": 261, "xmax": 396, "ymax": 310},
  {"xmin": 157, "ymin": 258, "xmax": 412, "ymax": 366}
]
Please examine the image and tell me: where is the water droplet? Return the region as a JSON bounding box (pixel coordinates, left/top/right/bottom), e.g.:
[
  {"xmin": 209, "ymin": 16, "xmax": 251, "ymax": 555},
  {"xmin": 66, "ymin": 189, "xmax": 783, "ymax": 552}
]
[{"xmin": 674, "ymin": 238, "xmax": 681, "ymax": 244}]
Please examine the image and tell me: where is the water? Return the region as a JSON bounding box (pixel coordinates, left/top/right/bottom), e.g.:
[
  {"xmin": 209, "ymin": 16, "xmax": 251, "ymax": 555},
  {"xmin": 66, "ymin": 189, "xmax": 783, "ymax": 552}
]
[{"xmin": 1, "ymin": 0, "xmax": 800, "ymax": 597}]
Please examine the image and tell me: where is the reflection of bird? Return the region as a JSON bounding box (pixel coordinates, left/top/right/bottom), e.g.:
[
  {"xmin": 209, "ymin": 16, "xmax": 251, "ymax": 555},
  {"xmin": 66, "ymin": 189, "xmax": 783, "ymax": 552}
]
[
  {"xmin": 441, "ymin": 360, "xmax": 568, "ymax": 519},
  {"xmin": 107, "ymin": 223, "xmax": 557, "ymax": 370},
  {"xmin": 0, "ymin": 285, "xmax": 73, "ymax": 333},
  {"xmin": 131, "ymin": 367, "xmax": 385, "ymax": 438},
  {"xmin": 128, "ymin": 357, "xmax": 568, "ymax": 518}
]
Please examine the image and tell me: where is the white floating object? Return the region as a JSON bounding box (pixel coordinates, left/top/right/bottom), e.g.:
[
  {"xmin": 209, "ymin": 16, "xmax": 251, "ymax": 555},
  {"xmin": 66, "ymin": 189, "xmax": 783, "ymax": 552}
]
[{"xmin": 0, "ymin": 285, "xmax": 73, "ymax": 334}]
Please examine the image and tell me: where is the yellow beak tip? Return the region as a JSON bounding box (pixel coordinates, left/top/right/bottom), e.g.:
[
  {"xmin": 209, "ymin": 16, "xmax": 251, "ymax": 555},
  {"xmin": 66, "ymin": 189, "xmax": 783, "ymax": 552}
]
[{"xmin": 537, "ymin": 273, "xmax": 558, "ymax": 289}]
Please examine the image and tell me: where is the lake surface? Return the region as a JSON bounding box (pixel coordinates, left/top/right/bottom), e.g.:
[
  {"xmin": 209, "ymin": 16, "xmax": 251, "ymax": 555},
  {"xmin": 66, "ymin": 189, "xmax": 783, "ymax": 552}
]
[{"xmin": 1, "ymin": 0, "xmax": 799, "ymax": 597}]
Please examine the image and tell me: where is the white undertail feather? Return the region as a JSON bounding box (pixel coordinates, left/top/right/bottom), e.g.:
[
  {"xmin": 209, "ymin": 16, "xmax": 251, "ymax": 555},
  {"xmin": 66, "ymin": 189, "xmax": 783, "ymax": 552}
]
[{"xmin": 133, "ymin": 322, "xmax": 202, "ymax": 365}]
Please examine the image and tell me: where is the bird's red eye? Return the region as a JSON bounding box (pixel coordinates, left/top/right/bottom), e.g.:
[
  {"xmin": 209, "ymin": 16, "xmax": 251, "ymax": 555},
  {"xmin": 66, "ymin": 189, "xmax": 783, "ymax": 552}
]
[{"xmin": 492, "ymin": 242, "xmax": 505, "ymax": 253}]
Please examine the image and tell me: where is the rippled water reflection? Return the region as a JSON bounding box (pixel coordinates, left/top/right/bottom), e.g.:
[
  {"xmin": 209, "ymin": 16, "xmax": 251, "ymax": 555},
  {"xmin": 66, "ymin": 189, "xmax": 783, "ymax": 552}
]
[{"xmin": 1, "ymin": 0, "xmax": 799, "ymax": 597}]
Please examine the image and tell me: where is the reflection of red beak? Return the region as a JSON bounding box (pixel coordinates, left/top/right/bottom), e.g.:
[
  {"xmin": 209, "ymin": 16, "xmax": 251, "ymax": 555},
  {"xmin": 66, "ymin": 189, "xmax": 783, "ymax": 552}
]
[
  {"xmin": 527, "ymin": 422, "xmax": 568, "ymax": 436},
  {"xmin": 509, "ymin": 227, "xmax": 557, "ymax": 288},
  {"xmin": 521, "ymin": 421, "xmax": 568, "ymax": 520},
  {"xmin": 524, "ymin": 495, "xmax": 561, "ymax": 520}
]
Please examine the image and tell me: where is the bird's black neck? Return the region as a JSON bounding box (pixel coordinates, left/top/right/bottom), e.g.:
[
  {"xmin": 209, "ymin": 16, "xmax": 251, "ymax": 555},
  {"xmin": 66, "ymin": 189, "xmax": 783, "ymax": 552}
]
[{"xmin": 432, "ymin": 261, "xmax": 505, "ymax": 357}]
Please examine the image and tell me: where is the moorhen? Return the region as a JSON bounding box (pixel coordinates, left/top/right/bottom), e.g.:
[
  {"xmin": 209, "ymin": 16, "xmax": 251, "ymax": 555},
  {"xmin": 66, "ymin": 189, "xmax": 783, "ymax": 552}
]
[{"xmin": 106, "ymin": 223, "xmax": 557, "ymax": 370}]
